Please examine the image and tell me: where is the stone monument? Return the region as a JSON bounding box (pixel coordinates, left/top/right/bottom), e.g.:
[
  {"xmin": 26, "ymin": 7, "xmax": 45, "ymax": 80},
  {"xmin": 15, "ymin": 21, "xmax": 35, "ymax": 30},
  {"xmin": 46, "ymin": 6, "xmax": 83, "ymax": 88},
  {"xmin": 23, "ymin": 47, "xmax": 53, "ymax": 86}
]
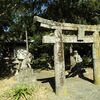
[
  {"xmin": 34, "ymin": 16, "xmax": 100, "ymax": 95},
  {"xmin": 13, "ymin": 48, "xmax": 36, "ymax": 84}
]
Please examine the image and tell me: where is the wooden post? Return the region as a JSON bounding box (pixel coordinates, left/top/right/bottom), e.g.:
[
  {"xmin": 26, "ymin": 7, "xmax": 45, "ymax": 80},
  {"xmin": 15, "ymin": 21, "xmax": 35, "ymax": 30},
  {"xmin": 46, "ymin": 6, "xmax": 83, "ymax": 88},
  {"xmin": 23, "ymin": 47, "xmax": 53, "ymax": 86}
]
[
  {"xmin": 93, "ymin": 31, "xmax": 100, "ymax": 85},
  {"xmin": 25, "ymin": 29, "xmax": 29, "ymax": 52},
  {"xmin": 54, "ymin": 29, "xmax": 67, "ymax": 96}
]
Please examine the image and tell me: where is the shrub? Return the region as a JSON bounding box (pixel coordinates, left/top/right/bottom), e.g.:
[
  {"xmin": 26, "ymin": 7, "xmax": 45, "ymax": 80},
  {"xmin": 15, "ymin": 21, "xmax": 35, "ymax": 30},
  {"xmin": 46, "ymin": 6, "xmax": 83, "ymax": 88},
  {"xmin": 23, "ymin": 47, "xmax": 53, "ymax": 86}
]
[
  {"xmin": 0, "ymin": 82, "xmax": 48, "ymax": 100},
  {"xmin": 12, "ymin": 84, "xmax": 34, "ymax": 100}
]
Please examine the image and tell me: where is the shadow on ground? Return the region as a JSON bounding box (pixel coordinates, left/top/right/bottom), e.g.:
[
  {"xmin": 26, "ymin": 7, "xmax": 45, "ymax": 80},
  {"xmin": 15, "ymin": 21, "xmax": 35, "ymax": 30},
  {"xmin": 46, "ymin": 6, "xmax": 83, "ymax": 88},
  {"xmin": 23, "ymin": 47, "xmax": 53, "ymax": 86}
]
[
  {"xmin": 37, "ymin": 77, "xmax": 55, "ymax": 92},
  {"xmin": 37, "ymin": 73, "xmax": 94, "ymax": 93},
  {"xmin": 66, "ymin": 75, "xmax": 94, "ymax": 83}
]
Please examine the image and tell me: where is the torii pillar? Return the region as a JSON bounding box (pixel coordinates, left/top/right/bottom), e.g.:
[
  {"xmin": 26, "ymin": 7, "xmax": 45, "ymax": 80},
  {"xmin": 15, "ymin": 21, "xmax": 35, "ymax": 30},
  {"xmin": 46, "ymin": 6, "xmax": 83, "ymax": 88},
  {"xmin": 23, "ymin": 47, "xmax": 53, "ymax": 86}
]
[
  {"xmin": 54, "ymin": 29, "xmax": 67, "ymax": 95},
  {"xmin": 43, "ymin": 29, "xmax": 67, "ymax": 96},
  {"xmin": 93, "ymin": 31, "xmax": 100, "ymax": 85}
]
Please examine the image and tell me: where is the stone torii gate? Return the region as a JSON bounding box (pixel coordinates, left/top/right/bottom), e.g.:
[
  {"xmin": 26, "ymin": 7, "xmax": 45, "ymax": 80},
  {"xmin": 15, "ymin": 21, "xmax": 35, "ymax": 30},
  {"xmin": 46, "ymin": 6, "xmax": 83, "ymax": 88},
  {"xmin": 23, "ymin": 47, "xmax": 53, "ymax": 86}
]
[{"xmin": 34, "ymin": 16, "xmax": 100, "ymax": 95}]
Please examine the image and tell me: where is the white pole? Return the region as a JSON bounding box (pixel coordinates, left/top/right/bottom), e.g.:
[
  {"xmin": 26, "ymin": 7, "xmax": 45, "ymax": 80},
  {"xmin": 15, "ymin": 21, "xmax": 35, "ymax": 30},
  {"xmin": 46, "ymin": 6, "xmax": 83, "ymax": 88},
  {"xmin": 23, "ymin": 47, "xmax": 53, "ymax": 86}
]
[{"xmin": 25, "ymin": 28, "xmax": 28, "ymax": 52}]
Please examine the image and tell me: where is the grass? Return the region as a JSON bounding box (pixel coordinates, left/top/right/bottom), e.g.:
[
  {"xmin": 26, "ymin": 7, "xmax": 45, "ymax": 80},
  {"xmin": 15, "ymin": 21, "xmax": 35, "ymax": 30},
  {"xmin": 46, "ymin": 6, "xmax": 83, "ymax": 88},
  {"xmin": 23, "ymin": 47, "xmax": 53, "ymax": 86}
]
[{"xmin": 0, "ymin": 82, "xmax": 49, "ymax": 100}]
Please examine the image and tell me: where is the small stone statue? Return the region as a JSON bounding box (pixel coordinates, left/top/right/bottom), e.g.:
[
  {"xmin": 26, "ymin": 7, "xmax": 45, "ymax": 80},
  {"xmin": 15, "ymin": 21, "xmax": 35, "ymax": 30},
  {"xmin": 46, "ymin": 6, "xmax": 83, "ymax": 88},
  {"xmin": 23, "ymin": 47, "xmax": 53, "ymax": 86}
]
[
  {"xmin": 21, "ymin": 52, "xmax": 33, "ymax": 69},
  {"xmin": 13, "ymin": 49, "xmax": 33, "ymax": 75}
]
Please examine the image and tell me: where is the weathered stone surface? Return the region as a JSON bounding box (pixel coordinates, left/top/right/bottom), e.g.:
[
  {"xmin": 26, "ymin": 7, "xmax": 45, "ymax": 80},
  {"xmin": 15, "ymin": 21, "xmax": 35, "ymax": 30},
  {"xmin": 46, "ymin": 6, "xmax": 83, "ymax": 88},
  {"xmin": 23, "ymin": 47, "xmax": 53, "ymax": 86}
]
[
  {"xmin": 78, "ymin": 26, "xmax": 85, "ymax": 40},
  {"xmin": 54, "ymin": 29, "xmax": 67, "ymax": 95},
  {"xmin": 16, "ymin": 49, "xmax": 28, "ymax": 60},
  {"xmin": 15, "ymin": 68, "xmax": 36, "ymax": 84},
  {"xmin": 41, "ymin": 29, "xmax": 68, "ymax": 95},
  {"xmin": 34, "ymin": 16, "xmax": 100, "ymax": 95},
  {"xmin": 43, "ymin": 34, "xmax": 93, "ymax": 43},
  {"xmin": 21, "ymin": 52, "xmax": 33, "ymax": 69},
  {"xmin": 13, "ymin": 49, "xmax": 33, "ymax": 75},
  {"xmin": 92, "ymin": 31, "xmax": 100, "ymax": 85},
  {"xmin": 34, "ymin": 16, "xmax": 100, "ymax": 31}
]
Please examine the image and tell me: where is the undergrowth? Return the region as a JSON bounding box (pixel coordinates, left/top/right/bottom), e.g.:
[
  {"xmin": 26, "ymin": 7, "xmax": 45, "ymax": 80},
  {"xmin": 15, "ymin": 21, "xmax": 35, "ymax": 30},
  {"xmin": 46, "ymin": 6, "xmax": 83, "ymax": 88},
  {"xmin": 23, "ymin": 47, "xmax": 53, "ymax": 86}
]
[{"xmin": 0, "ymin": 82, "xmax": 48, "ymax": 100}]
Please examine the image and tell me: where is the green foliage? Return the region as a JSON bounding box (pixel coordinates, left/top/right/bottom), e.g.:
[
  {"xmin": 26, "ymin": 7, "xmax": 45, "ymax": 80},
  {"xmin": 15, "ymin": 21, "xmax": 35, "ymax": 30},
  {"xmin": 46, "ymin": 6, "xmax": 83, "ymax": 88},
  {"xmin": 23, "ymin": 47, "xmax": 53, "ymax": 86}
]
[
  {"xmin": 12, "ymin": 84, "xmax": 34, "ymax": 100},
  {"xmin": 83, "ymin": 55, "xmax": 93, "ymax": 67},
  {"xmin": 0, "ymin": 82, "xmax": 49, "ymax": 100},
  {"xmin": 43, "ymin": 0, "xmax": 100, "ymax": 24},
  {"xmin": 0, "ymin": 0, "xmax": 99, "ymax": 71}
]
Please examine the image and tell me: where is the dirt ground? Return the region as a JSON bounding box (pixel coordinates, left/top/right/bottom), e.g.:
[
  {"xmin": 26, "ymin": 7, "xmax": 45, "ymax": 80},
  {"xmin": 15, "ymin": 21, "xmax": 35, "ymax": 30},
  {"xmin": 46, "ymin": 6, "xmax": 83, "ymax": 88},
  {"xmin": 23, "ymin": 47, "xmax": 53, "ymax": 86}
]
[
  {"xmin": 0, "ymin": 68, "xmax": 100, "ymax": 100},
  {"xmin": 0, "ymin": 77, "xmax": 16, "ymax": 95}
]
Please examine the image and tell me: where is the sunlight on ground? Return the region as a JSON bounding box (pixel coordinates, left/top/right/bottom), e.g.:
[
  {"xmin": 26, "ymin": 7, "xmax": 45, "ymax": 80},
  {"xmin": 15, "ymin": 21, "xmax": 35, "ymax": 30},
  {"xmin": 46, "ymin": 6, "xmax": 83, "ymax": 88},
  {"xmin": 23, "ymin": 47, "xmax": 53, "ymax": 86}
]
[
  {"xmin": 0, "ymin": 68, "xmax": 94, "ymax": 100},
  {"xmin": 0, "ymin": 77, "xmax": 16, "ymax": 95}
]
